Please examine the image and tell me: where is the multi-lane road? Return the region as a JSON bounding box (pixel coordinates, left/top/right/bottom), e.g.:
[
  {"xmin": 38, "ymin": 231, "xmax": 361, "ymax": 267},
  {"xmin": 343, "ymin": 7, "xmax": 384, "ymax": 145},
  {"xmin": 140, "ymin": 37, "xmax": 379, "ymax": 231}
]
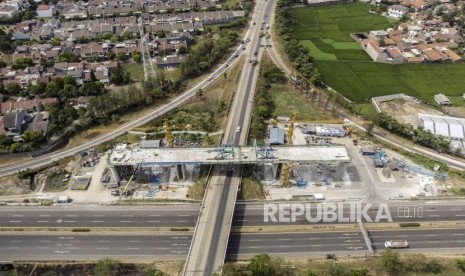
[
  {"xmin": 2, "ymin": 229, "xmax": 465, "ymax": 261},
  {"xmin": 1, "ymin": 203, "xmax": 465, "ymax": 228}
]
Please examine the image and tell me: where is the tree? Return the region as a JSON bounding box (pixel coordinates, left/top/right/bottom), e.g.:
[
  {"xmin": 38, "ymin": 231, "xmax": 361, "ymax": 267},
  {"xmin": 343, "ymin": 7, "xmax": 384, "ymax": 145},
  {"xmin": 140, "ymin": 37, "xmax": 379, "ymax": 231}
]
[
  {"xmin": 5, "ymin": 83, "xmax": 21, "ymax": 94},
  {"xmin": 133, "ymin": 52, "xmax": 142, "ymax": 63},
  {"xmin": 457, "ymin": 259, "xmax": 465, "ymax": 272},
  {"xmin": 94, "ymin": 258, "xmax": 119, "ymax": 276},
  {"xmin": 63, "ymin": 75, "xmax": 77, "ymax": 87},
  {"xmin": 21, "ymin": 131, "xmax": 44, "ymax": 147},
  {"xmin": 110, "ymin": 65, "xmax": 130, "ymax": 85},
  {"xmin": 247, "ymin": 253, "xmax": 276, "ymax": 276},
  {"xmin": 144, "ymin": 268, "xmax": 165, "ymax": 276},
  {"xmin": 380, "ymin": 249, "xmax": 403, "ymax": 273},
  {"xmin": 116, "ymin": 52, "xmax": 128, "ymax": 61}
]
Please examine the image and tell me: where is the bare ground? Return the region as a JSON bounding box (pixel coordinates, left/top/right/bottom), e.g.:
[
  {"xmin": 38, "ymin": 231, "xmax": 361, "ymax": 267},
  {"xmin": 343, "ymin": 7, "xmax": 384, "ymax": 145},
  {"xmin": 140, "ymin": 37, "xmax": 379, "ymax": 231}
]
[
  {"xmin": 0, "ymin": 174, "xmax": 32, "ymax": 196},
  {"xmin": 444, "ymin": 106, "xmax": 465, "ymax": 118},
  {"xmin": 378, "ymin": 99, "xmax": 443, "ymax": 127}
]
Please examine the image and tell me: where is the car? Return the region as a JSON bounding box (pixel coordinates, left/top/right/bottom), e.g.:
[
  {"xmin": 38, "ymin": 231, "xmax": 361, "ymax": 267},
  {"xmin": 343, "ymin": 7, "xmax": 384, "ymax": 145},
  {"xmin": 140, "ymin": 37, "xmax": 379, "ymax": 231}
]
[
  {"xmin": 246, "ymin": 38, "xmax": 250, "ymax": 42},
  {"xmin": 254, "ymin": 51, "xmax": 258, "ymax": 56},
  {"xmin": 234, "ymin": 53, "xmax": 239, "ymax": 57},
  {"xmin": 236, "ymin": 126, "xmax": 241, "ymax": 133},
  {"xmin": 242, "ymin": 47, "xmax": 246, "ymax": 50},
  {"xmin": 207, "ymin": 76, "xmax": 213, "ymax": 81},
  {"xmin": 249, "ymin": 59, "xmax": 252, "ymax": 63},
  {"xmin": 241, "ymin": 40, "xmax": 244, "ymax": 44},
  {"xmin": 111, "ymin": 190, "xmax": 120, "ymax": 196},
  {"xmin": 253, "ymin": 22, "xmax": 256, "ymax": 25}
]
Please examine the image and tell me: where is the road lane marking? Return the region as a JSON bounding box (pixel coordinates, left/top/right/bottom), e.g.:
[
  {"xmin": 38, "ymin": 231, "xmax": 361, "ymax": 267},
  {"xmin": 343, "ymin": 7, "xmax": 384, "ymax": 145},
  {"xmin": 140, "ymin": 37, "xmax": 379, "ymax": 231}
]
[
  {"xmin": 428, "ymin": 215, "xmax": 440, "ymax": 217},
  {"xmin": 148, "ymin": 220, "xmax": 160, "ymax": 223},
  {"xmin": 177, "ymin": 220, "xmax": 189, "ymax": 223},
  {"xmin": 121, "ymin": 215, "xmax": 134, "ymax": 217},
  {"xmin": 63, "ymin": 220, "xmax": 76, "ymax": 223},
  {"xmin": 9, "ymin": 220, "xmax": 21, "ymax": 223},
  {"xmin": 249, "ymin": 239, "xmax": 262, "ymax": 241},
  {"xmin": 424, "ymin": 234, "xmax": 437, "ymax": 237},
  {"xmin": 452, "ymin": 233, "xmax": 465, "ymax": 236},
  {"xmin": 128, "ymin": 241, "xmax": 140, "ymax": 243},
  {"xmin": 93, "ymin": 215, "xmax": 105, "ymax": 217},
  {"xmin": 10, "ymin": 240, "xmax": 22, "ymax": 243},
  {"xmin": 92, "ymin": 221, "xmax": 104, "ymax": 223},
  {"xmin": 39, "ymin": 215, "xmax": 51, "ymax": 217},
  {"xmin": 455, "ymin": 214, "xmax": 465, "ymax": 217},
  {"xmin": 37, "ymin": 220, "xmax": 48, "ymax": 223},
  {"xmin": 98, "ymin": 241, "xmax": 110, "ymax": 243},
  {"xmin": 150, "ymin": 215, "xmax": 161, "ymax": 217},
  {"xmin": 66, "ymin": 215, "xmax": 78, "ymax": 217},
  {"xmin": 178, "ymin": 215, "xmax": 189, "ymax": 217},
  {"xmin": 126, "ymin": 248, "xmax": 139, "ymax": 250},
  {"xmin": 12, "ymin": 215, "xmax": 24, "ymax": 217},
  {"xmin": 97, "ymin": 248, "xmax": 108, "ymax": 250},
  {"xmin": 451, "ymin": 209, "xmax": 463, "ymax": 211},
  {"xmin": 249, "ymin": 246, "xmax": 262, "ymax": 248},
  {"xmin": 120, "ymin": 221, "xmax": 132, "ymax": 223},
  {"xmin": 279, "ymin": 245, "xmax": 292, "ymax": 248},
  {"xmin": 279, "ymin": 238, "xmax": 291, "ymax": 241}
]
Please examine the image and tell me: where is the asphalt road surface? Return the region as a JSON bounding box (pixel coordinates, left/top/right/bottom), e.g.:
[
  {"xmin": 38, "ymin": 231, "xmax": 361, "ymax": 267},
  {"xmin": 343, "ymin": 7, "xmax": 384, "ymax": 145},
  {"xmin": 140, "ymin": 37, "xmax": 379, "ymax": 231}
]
[
  {"xmin": 1, "ymin": 229, "xmax": 464, "ymax": 261},
  {"xmin": 1, "ymin": 202, "xmax": 464, "ymax": 228}
]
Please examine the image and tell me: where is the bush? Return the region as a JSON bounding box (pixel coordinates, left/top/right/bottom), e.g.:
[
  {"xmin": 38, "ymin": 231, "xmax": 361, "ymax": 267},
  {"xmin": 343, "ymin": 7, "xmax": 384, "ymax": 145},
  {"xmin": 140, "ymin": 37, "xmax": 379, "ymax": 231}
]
[
  {"xmin": 457, "ymin": 259, "xmax": 465, "ymax": 272},
  {"xmin": 380, "ymin": 249, "xmax": 403, "ymax": 273},
  {"xmin": 94, "ymin": 258, "xmax": 119, "ymax": 276}
]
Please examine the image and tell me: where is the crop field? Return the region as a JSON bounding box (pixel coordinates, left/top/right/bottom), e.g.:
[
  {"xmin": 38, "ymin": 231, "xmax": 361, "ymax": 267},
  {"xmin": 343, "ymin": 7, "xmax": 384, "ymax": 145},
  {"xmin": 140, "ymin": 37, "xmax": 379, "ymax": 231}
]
[{"xmin": 289, "ymin": 3, "xmax": 465, "ymax": 103}]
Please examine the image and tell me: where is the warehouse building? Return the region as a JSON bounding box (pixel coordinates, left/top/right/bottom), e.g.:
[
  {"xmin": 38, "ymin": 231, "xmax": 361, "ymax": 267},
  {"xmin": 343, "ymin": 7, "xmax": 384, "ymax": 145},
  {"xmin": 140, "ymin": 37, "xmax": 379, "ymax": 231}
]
[
  {"xmin": 418, "ymin": 113, "xmax": 465, "ymax": 140},
  {"xmin": 269, "ymin": 127, "xmax": 285, "ymax": 145}
]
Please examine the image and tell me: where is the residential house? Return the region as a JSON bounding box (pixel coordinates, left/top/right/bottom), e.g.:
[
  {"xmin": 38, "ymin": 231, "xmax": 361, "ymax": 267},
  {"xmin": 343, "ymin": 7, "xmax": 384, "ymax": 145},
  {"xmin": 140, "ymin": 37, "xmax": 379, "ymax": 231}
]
[
  {"xmin": 388, "ymin": 5, "xmax": 408, "ymax": 19},
  {"xmin": 434, "ymin": 93, "xmax": 451, "ymax": 105},
  {"xmin": 0, "ymin": 1, "xmax": 20, "ymax": 18},
  {"xmin": 1, "ymin": 111, "xmax": 26, "ymax": 137},
  {"xmin": 36, "ymin": 5, "xmax": 54, "ymax": 18},
  {"xmin": 11, "ymin": 31, "xmax": 30, "ymax": 41},
  {"xmin": 26, "ymin": 111, "xmax": 50, "ymax": 137},
  {"xmin": 155, "ymin": 55, "xmax": 184, "ymax": 69}
]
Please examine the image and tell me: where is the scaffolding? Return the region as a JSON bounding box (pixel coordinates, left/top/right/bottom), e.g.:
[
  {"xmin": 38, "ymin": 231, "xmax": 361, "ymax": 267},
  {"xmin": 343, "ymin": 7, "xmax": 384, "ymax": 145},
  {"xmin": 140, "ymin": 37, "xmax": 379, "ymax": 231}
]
[{"xmin": 253, "ymin": 139, "xmax": 275, "ymax": 159}]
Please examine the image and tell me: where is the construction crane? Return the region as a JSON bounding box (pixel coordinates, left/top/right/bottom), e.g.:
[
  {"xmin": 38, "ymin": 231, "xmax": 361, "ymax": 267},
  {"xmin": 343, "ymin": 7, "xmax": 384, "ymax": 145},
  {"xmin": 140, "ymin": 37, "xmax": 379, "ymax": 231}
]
[
  {"xmin": 122, "ymin": 164, "xmax": 140, "ymax": 197},
  {"xmin": 164, "ymin": 120, "xmax": 174, "ymax": 147},
  {"xmin": 287, "ymin": 112, "xmax": 297, "ymax": 146},
  {"xmin": 282, "ymin": 112, "xmax": 297, "ymax": 186}
]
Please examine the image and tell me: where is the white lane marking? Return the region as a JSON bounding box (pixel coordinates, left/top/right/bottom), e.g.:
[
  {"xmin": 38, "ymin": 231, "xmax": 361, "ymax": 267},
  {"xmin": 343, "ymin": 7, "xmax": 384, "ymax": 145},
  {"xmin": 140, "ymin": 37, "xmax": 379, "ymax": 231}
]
[
  {"xmin": 234, "ymin": 219, "xmax": 247, "ymax": 222},
  {"xmin": 279, "ymin": 238, "xmax": 291, "ymax": 241},
  {"xmin": 177, "ymin": 220, "xmax": 189, "ymax": 223},
  {"xmin": 64, "ymin": 220, "xmax": 76, "ymax": 223},
  {"xmin": 171, "ymin": 251, "xmax": 188, "ymax": 254},
  {"xmin": 178, "ymin": 215, "xmax": 189, "ymax": 217},
  {"xmin": 428, "ymin": 214, "xmax": 440, "ymax": 217},
  {"xmin": 150, "ymin": 215, "xmax": 161, "ymax": 217},
  {"xmin": 455, "ymin": 214, "xmax": 465, "ymax": 217},
  {"xmin": 148, "ymin": 220, "xmax": 160, "ymax": 223},
  {"xmin": 58, "ymin": 237, "xmax": 74, "ymax": 240},
  {"xmin": 119, "ymin": 221, "xmax": 132, "ymax": 223},
  {"xmin": 66, "ymin": 215, "xmax": 78, "ymax": 217},
  {"xmin": 249, "ymin": 239, "xmax": 262, "ymax": 242},
  {"xmin": 12, "ymin": 215, "xmax": 24, "ymax": 217},
  {"xmin": 126, "ymin": 248, "xmax": 139, "ymax": 250},
  {"xmin": 171, "ymin": 243, "xmax": 188, "ymax": 246},
  {"xmin": 344, "ymin": 240, "xmax": 361, "ymax": 243},
  {"xmin": 9, "ymin": 220, "xmax": 21, "ymax": 223},
  {"xmin": 10, "ymin": 240, "xmax": 22, "ymax": 243},
  {"xmin": 451, "ymin": 209, "xmax": 463, "ymax": 211},
  {"xmin": 452, "ymin": 233, "xmax": 465, "ymax": 236},
  {"xmin": 37, "ymin": 220, "xmax": 48, "ymax": 223},
  {"xmin": 98, "ymin": 241, "xmax": 110, "ymax": 243},
  {"xmin": 92, "ymin": 220, "xmax": 104, "ymax": 223},
  {"xmin": 128, "ymin": 240, "xmax": 140, "ymax": 243},
  {"xmin": 248, "ymin": 246, "xmax": 262, "ymax": 248},
  {"xmin": 97, "ymin": 248, "xmax": 108, "ymax": 250},
  {"xmin": 93, "ymin": 215, "xmax": 105, "ymax": 217},
  {"xmin": 121, "ymin": 215, "xmax": 134, "ymax": 217},
  {"xmin": 424, "ymin": 234, "xmax": 437, "ymax": 237},
  {"xmin": 39, "ymin": 215, "xmax": 51, "ymax": 217},
  {"xmin": 53, "ymin": 251, "xmax": 70, "ymax": 254},
  {"xmin": 279, "ymin": 245, "xmax": 292, "ymax": 248}
]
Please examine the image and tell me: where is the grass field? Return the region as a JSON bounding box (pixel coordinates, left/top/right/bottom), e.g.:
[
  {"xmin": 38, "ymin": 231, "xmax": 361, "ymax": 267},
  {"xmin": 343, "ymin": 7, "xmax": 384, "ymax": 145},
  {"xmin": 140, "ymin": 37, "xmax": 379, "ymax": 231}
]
[{"xmin": 290, "ymin": 3, "xmax": 465, "ymax": 103}]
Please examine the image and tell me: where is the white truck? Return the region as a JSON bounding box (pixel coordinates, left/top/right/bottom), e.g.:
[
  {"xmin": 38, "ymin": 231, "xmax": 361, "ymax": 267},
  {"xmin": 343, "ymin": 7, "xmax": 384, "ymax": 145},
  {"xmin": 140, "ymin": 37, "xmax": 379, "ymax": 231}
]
[{"xmin": 384, "ymin": 240, "xmax": 409, "ymax": 249}]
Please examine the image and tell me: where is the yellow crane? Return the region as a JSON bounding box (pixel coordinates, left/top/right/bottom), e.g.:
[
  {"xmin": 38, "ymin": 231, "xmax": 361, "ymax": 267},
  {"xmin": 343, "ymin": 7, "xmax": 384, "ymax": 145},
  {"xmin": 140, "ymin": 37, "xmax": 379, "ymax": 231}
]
[
  {"xmin": 281, "ymin": 112, "xmax": 297, "ymax": 186},
  {"xmin": 164, "ymin": 120, "xmax": 174, "ymax": 148}
]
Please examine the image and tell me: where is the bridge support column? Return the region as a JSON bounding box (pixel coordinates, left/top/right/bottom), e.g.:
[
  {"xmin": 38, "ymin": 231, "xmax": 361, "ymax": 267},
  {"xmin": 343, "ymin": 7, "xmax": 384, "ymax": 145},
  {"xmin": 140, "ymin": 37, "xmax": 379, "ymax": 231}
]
[
  {"xmin": 335, "ymin": 162, "xmax": 348, "ymax": 180},
  {"xmin": 272, "ymin": 163, "xmax": 280, "ymax": 179},
  {"xmin": 110, "ymin": 166, "xmax": 120, "ymax": 183},
  {"xmin": 176, "ymin": 164, "xmax": 187, "ymax": 180}
]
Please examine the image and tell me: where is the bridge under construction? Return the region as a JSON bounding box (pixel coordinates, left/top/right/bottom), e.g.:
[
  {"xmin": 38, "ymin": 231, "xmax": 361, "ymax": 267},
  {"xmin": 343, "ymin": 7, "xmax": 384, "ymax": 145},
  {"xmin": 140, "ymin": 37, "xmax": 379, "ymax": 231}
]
[{"xmin": 109, "ymin": 144, "xmax": 351, "ymax": 179}]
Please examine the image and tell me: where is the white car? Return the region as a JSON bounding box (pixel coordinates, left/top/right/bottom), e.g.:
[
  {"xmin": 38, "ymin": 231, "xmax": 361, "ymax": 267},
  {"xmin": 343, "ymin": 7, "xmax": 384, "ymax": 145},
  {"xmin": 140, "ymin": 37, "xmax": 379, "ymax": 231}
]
[
  {"xmin": 207, "ymin": 76, "xmax": 213, "ymax": 81},
  {"xmin": 245, "ymin": 38, "xmax": 250, "ymax": 42},
  {"xmin": 236, "ymin": 126, "xmax": 241, "ymax": 133}
]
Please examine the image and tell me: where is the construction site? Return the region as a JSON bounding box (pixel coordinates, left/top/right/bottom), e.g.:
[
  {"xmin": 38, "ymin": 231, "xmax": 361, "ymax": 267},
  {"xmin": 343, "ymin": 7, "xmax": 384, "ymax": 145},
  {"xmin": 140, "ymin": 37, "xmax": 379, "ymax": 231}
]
[{"xmin": 5, "ymin": 114, "xmax": 453, "ymax": 204}]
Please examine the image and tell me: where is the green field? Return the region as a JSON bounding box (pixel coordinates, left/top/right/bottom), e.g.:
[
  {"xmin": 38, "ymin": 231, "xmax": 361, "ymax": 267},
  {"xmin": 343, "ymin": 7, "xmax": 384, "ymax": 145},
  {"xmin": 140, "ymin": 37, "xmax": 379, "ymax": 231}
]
[{"xmin": 289, "ymin": 3, "xmax": 465, "ymax": 103}]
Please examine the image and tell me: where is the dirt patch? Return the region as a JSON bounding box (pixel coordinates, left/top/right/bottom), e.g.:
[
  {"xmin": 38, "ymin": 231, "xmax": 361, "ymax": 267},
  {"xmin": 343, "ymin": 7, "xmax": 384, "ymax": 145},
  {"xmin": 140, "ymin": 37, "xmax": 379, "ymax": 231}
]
[
  {"xmin": 0, "ymin": 174, "xmax": 33, "ymax": 196},
  {"xmin": 443, "ymin": 106, "xmax": 465, "ymax": 118},
  {"xmin": 378, "ymin": 99, "xmax": 443, "ymax": 127}
]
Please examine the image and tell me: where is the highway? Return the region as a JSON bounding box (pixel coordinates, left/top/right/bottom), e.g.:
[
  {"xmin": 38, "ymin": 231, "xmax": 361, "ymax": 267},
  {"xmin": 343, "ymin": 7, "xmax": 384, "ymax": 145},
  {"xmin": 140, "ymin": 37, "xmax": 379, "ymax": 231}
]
[
  {"xmin": 2, "ymin": 229, "xmax": 465, "ymax": 261},
  {"xmin": 0, "ymin": 202, "xmax": 465, "ymax": 228},
  {"xmin": 183, "ymin": 0, "xmax": 273, "ymax": 274}
]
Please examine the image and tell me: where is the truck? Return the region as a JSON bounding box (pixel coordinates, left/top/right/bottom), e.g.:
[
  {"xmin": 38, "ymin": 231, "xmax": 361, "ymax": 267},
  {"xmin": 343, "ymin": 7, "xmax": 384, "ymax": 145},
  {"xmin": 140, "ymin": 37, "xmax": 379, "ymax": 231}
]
[{"xmin": 384, "ymin": 240, "xmax": 409, "ymax": 249}]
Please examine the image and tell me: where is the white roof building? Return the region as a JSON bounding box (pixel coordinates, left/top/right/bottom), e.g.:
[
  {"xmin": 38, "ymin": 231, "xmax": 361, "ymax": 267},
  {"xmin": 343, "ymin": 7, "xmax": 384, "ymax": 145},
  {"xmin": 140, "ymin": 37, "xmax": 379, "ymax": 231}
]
[{"xmin": 419, "ymin": 113, "xmax": 465, "ymax": 140}]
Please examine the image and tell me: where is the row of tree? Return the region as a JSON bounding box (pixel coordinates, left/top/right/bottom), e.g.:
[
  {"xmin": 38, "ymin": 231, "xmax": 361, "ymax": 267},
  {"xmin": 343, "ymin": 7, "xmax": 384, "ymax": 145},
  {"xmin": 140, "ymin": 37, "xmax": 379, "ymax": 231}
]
[
  {"xmin": 275, "ymin": 0, "xmax": 321, "ymax": 84},
  {"xmin": 376, "ymin": 113, "xmax": 451, "ymax": 153}
]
